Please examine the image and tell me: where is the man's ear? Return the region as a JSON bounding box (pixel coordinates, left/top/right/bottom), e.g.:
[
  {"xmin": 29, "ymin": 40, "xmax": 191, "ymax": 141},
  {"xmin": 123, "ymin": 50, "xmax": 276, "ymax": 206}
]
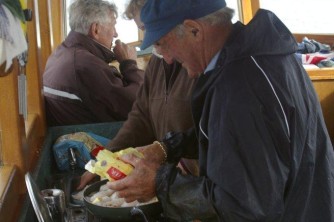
[
  {"xmin": 88, "ymin": 23, "xmax": 99, "ymax": 40},
  {"xmin": 183, "ymin": 20, "xmax": 203, "ymax": 41}
]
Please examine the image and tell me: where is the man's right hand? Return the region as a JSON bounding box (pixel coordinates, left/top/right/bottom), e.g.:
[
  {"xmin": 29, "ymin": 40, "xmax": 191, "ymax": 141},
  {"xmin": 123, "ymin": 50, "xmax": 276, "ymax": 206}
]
[
  {"xmin": 113, "ymin": 39, "xmax": 137, "ymax": 62},
  {"xmin": 77, "ymin": 171, "xmax": 97, "ymax": 190}
]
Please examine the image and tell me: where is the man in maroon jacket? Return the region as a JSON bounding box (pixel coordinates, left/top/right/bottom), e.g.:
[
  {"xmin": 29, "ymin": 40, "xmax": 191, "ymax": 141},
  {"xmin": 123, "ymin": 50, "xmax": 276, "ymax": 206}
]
[{"xmin": 43, "ymin": 0, "xmax": 144, "ymax": 126}]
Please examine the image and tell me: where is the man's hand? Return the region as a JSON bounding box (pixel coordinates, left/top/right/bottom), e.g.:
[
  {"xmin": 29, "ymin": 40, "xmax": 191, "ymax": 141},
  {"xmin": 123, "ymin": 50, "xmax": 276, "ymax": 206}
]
[
  {"xmin": 136, "ymin": 142, "xmax": 166, "ymax": 164},
  {"xmin": 77, "ymin": 171, "xmax": 97, "ymax": 190},
  {"xmin": 113, "ymin": 39, "xmax": 137, "ymax": 62},
  {"xmin": 107, "ymin": 143, "xmax": 163, "ymax": 203}
]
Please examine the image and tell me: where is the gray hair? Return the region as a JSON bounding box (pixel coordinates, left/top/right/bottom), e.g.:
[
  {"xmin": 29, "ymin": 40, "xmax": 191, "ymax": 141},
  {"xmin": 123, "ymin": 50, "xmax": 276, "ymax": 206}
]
[
  {"xmin": 174, "ymin": 7, "xmax": 235, "ymax": 37},
  {"xmin": 69, "ymin": 0, "xmax": 118, "ymax": 35},
  {"xmin": 123, "ymin": 0, "xmax": 146, "ymax": 20}
]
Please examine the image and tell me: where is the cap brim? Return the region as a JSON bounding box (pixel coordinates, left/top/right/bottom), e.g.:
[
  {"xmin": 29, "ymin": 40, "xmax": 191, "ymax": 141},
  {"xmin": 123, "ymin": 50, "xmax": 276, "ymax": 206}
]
[
  {"xmin": 140, "ymin": 24, "xmax": 176, "ymax": 50},
  {"xmin": 140, "ymin": 30, "xmax": 160, "ymax": 50}
]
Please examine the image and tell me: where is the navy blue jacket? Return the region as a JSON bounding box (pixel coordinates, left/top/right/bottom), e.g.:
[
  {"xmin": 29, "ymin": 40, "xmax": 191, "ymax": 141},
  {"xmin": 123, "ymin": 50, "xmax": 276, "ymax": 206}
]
[{"xmin": 156, "ymin": 9, "xmax": 334, "ymax": 222}]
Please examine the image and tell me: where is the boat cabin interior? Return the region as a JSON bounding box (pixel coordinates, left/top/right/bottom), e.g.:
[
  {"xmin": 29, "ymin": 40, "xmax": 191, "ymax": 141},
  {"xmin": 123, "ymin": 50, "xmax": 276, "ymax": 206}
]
[{"xmin": 0, "ymin": 0, "xmax": 333, "ymax": 221}]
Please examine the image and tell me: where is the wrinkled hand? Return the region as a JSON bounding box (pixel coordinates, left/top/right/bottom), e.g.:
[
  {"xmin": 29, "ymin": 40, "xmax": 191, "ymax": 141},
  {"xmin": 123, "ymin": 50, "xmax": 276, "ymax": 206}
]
[
  {"xmin": 77, "ymin": 171, "xmax": 97, "ymax": 190},
  {"xmin": 136, "ymin": 143, "xmax": 166, "ymax": 164},
  {"xmin": 113, "ymin": 39, "xmax": 137, "ymax": 62},
  {"xmin": 107, "ymin": 144, "xmax": 164, "ymax": 203}
]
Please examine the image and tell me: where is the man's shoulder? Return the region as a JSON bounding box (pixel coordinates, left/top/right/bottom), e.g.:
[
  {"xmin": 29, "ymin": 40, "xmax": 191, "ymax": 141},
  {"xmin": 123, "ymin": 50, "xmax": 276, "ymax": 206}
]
[
  {"xmin": 72, "ymin": 47, "xmax": 106, "ymax": 67},
  {"xmin": 73, "ymin": 47, "xmax": 95, "ymax": 58},
  {"xmin": 50, "ymin": 44, "xmax": 93, "ymax": 62}
]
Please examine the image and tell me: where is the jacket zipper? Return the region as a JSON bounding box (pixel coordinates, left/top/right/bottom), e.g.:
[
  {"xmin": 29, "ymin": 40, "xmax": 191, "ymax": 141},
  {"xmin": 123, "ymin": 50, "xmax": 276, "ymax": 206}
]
[{"xmin": 165, "ymin": 71, "xmax": 175, "ymax": 103}]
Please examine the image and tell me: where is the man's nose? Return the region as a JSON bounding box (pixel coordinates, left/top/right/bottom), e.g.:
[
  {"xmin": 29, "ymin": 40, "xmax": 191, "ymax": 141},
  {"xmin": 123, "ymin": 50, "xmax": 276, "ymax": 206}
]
[{"xmin": 113, "ymin": 30, "xmax": 118, "ymax": 38}]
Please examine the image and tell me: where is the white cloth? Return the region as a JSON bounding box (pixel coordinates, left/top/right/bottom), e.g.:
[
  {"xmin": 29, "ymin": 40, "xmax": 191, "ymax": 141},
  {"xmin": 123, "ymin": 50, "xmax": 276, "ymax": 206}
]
[{"xmin": 0, "ymin": 5, "xmax": 27, "ymax": 72}]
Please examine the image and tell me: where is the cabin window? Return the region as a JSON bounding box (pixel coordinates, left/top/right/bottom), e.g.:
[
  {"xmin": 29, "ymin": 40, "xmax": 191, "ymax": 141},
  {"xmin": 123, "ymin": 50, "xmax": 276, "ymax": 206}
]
[
  {"xmin": 114, "ymin": 0, "xmax": 142, "ymax": 44},
  {"xmin": 227, "ymin": 0, "xmax": 241, "ymax": 23},
  {"xmin": 64, "ymin": 0, "xmax": 141, "ymax": 44},
  {"xmin": 64, "ymin": 0, "xmax": 241, "ymax": 46},
  {"xmin": 259, "ymin": 0, "xmax": 334, "ymax": 34}
]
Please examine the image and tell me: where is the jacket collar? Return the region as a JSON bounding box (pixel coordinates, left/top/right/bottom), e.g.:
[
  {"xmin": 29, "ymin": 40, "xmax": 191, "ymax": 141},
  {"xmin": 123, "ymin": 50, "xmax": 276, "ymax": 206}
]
[{"xmin": 64, "ymin": 30, "xmax": 116, "ymax": 63}]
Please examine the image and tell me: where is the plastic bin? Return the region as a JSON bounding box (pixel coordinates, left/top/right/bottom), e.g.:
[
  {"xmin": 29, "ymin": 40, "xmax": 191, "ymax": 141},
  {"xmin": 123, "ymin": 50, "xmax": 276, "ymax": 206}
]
[{"xmin": 18, "ymin": 121, "xmax": 123, "ymax": 222}]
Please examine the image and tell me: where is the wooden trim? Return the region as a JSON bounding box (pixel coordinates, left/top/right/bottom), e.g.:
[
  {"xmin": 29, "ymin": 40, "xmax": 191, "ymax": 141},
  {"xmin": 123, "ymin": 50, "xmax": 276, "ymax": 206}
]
[
  {"xmin": 26, "ymin": 0, "xmax": 47, "ymax": 153},
  {"xmin": 25, "ymin": 113, "xmax": 44, "ymax": 172},
  {"xmin": 0, "ymin": 61, "xmax": 26, "ymax": 190},
  {"xmin": 0, "ymin": 165, "xmax": 19, "ymax": 222},
  {"xmin": 239, "ymin": 0, "xmax": 260, "ymax": 24},
  {"xmin": 26, "ymin": 1, "xmax": 46, "ymax": 133},
  {"xmin": 127, "ymin": 40, "xmax": 142, "ymax": 47},
  {"xmin": 50, "ymin": 0, "xmax": 64, "ymax": 49},
  {"xmin": 0, "ymin": 166, "xmax": 15, "ymax": 202},
  {"xmin": 307, "ymin": 68, "xmax": 334, "ymax": 81},
  {"xmin": 311, "ymin": 79, "xmax": 334, "ymax": 142},
  {"xmin": 35, "ymin": 0, "xmax": 52, "ymax": 74}
]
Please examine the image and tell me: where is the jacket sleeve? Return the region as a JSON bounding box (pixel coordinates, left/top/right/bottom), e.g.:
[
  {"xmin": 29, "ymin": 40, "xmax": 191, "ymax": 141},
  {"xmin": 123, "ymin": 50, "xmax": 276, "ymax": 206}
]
[
  {"xmin": 119, "ymin": 59, "xmax": 146, "ymax": 86},
  {"xmin": 107, "ymin": 58, "xmax": 157, "ymax": 150},
  {"xmin": 77, "ymin": 56, "xmax": 144, "ymax": 122},
  {"xmin": 162, "ymin": 128, "xmax": 198, "ymax": 162},
  {"xmin": 155, "ymin": 86, "xmax": 290, "ymax": 221}
]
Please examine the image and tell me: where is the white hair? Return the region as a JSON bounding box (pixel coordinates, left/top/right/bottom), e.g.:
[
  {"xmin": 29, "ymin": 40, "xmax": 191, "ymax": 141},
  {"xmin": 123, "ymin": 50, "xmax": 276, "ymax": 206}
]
[
  {"xmin": 174, "ymin": 7, "xmax": 235, "ymax": 37},
  {"xmin": 69, "ymin": 0, "xmax": 118, "ymax": 35}
]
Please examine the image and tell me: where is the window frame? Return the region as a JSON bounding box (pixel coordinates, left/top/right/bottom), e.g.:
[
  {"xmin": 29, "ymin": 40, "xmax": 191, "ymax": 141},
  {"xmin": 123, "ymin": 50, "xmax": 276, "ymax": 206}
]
[{"xmin": 244, "ymin": 0, "xmax": 334, "ymax": 45}]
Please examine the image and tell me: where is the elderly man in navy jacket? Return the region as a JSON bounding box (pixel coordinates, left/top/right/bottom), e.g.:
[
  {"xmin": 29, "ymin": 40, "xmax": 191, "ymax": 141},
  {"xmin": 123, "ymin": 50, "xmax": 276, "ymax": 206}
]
[{"xmin": 107, "ymin": 0, "xmax": 334, "ymax": 221}]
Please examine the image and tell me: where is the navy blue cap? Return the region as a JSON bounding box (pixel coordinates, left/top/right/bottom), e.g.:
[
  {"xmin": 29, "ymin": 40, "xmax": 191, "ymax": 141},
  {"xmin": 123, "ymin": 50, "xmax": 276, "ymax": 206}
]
[{"xmin": 140, "ymin": 0, "xmax": 226, "ymax": 50}]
